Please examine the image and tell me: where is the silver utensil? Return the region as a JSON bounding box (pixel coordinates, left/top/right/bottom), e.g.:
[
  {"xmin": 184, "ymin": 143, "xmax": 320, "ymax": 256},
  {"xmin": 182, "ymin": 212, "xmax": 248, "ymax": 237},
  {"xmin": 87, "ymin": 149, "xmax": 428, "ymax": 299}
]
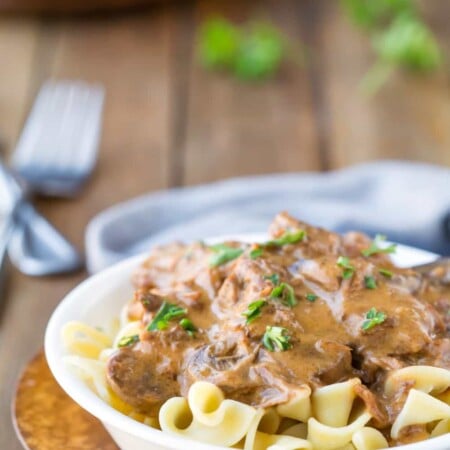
[
  {"xmin": 11, "ymin": 81, "xmax": 105, "ymax": 197},
  {"xmin": 1, "ymin": 162, "xmax": 82, "ymax": 276},
  {"xmin": 8, "ymin": 202, "xmax": 83, "ymax": 276},
  {"xmin": 2, "ymin": 80, "xmax": 104, "ymax": 276}
]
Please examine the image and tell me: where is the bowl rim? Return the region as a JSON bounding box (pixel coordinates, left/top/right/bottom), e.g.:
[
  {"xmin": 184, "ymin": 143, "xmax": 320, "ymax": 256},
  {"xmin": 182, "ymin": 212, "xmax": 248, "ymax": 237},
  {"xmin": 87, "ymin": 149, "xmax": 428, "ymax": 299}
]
[{"xmin": 45, "ymin": 234, "xmax": 450, "ymax": 450}]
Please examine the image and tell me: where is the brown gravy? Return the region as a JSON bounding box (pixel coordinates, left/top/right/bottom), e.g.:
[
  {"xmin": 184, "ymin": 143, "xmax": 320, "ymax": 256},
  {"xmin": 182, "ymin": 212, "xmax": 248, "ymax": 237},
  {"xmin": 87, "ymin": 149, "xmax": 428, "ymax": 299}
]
[{"xmin": 106, "ymin": 212, "xmax": 449, "ymax": 436}]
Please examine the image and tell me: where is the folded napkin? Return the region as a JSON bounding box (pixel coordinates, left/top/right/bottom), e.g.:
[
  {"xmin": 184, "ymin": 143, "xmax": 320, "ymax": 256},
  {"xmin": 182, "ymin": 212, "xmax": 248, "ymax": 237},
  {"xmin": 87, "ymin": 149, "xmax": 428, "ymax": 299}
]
[{"xmin": 86, "ymin": 161, "xmax": 450, "ymax": 273}]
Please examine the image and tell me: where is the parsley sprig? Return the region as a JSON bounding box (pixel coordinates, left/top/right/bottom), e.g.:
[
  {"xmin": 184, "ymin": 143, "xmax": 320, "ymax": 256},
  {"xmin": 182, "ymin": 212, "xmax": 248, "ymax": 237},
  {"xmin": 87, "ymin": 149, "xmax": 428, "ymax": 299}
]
[
  {"xmin": 117, "ymin": 334, "xmax": 139, "ymax": 348},
  {"xmin": 265, "ymin": 230, "xmax": 306, "ymax": 247},
  {"xmin": 198, "ymin": 18, "xmax": 240, "ymax": 70},
  {"xmin": 250, "ymin": 247, "xmax": 264, "ymax": 260},
  {"xmin": 264, "ymin": 273, "xmax": 280, "ymax": 285},
  {"xmin": 179, "ymin": 318, "xmax": 197, "ymax": 337},
  {"xmin": 242, "ymin": 299, "xmax": 267, "ymax": 324},
  {"xmin": 262, "ymin": 326, "xmax": 292, "ymax": 352},
  {"xmin": 209, "ymin": 243, "xmax": 244, "ymax": 267},
  {"xmin": 342, "ymin": 0, "xmax": 415, "ymax": 29},
  {"xmin": 364, "ymin": 276, "xmax": 377, "ymax": 289},
  {"xmin": 198, "ymin": 18, "xmax": 304, "ymax": 82},
  {"xmin": 270, "ymin": 282, "xmax": 297, "ymax": 307},
  {"xmin": 243, "ymin": 273, "xmax": 296, "ymax": 325},
  {"xmin": 337, "ymin": 256, "xmax": 356, "ymax": 279},
  {"xmin": 306, "ymin": 293, "xmax": 318, "ymax": 302},
  {"xmin": 361, "ymin": 307, "xmax": 386, "ymax": 331},
  {"xmin": 379, "ymin": 268, "xmax": 393, "ymax": 278},
  {"xmin": 249, "ymin": 230, "xmax": 305, "ymax": 260},
  {"xmin": 342, "ymin": 0, "xmax": 442, "ymax": 95},
  {"xmin": 361, "ymin": 234, "xmax": 397, "ymax": 257},
  {"xmin": 148, "ymin": 301, "xmax": 187, "ymax": 331}
]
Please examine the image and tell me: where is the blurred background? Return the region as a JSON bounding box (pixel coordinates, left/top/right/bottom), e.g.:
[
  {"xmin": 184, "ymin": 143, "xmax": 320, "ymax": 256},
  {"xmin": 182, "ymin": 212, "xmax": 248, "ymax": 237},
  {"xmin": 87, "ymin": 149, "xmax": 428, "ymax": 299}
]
[{"xmin": 0, "ymin": 0, "xmax": 449, "ymax": 448}]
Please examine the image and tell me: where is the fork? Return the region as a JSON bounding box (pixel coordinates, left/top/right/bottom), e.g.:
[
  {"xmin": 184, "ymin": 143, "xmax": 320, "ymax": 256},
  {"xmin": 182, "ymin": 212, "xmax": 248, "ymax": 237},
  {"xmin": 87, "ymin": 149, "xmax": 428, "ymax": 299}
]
[
  {"xmin": 11, "ymin": 81, "xmax": 105, "ymax": 197},
  {"xmin": 1, "ymin": 161, "xmax": 83, "ymax": 276},
  {"xmin": 5, "ymin": 81, "xmax": 104, "ymax": 275}
]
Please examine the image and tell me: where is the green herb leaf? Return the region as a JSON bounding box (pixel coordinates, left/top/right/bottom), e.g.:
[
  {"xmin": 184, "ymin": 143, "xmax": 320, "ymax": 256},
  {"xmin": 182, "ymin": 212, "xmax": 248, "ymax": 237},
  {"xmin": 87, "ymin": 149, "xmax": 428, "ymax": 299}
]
[
  {"xmin": 337, "ymin": 256, "xmax": 355, "ymax": 279},
  {"xmin": 262, "ymin": 326, "xmax": 292, "ymax": 352},
  {"xmin": 198, "ymin": 18, "xmax": 241, "ymax": 70},
  {"xmin": 364, "ymin": 276, "xmax": 377, "ymax": 289},
  {"xmin": 379, "ymin": 268, "xmax": 393, "ymax": 278},
  {"xmin": 234, "ymin": 22, "xmax": 285, "ymax": 80},
  {"xmin": 270, "ymin": 282, "xmax": 297, "ymax": 307},
  {"xmin": 342, "ymin": 1, "xmax": 441, "ymax": 95},
  {"xmin": 250, "ymin": 247, "xmax": 264, "ymax": 259},
  {"xmin": 342, "ymin": 0, "xmax": 414, "ymax": 29},
  {"xmin": 209, "ymin": 244, "xmax": 244, "ymax": 267},
  {"xmin": 179, "ymin": 318, "xmax": 197, "ymax": 336},
  {"xmin": 263, "ymin": 273, "xmax": 280, "ymax": 286},
  {"xmin": 148, "ymin": 301, "xmax": 187, "ymax": 331},
  {"xmin": 361, "ymin": 307, "xmax": 386, "ymax": 331},
  {"xmin": 265, "ymin": 230, "xmax": 306, "ymax": 247},
  {"xmin": 306, "ymin": 293, "xmax": 318, "ymax": 302},
  {"xmin": 361, "ymin": 234, "xmax": 397, "ymax": 257},
  {"xmin": 373, "ymin": 13, "xmax": 442, "ymax": 72},
  {"xmin": 117, "ymin": 334, "xmax": 139, "ymax": 348},
  {"xmin": 242, "ymin": 299, "xmax": 267, "ymax": 324}
]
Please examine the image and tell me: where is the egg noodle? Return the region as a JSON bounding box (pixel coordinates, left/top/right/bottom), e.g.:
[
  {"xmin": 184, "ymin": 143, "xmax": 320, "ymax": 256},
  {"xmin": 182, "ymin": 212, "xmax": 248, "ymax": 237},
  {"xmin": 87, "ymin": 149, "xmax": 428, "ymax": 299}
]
[{"xmin": 62, "ymin": 306, "xmax": 450, "ymax": 450}]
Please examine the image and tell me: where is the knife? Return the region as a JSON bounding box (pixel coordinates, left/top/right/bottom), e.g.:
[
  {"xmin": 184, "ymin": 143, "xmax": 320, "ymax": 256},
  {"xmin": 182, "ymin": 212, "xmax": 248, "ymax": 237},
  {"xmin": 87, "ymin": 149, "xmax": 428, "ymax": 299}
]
[{"xmin": 0, "ymin": 162, "xmax": 82, "ymax": 276}]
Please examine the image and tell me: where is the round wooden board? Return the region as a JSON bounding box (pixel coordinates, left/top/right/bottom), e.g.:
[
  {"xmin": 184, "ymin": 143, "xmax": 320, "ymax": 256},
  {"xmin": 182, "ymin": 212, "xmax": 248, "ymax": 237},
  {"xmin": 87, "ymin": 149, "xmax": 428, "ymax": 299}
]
[{"xmin": 12, "ymin": 351, "xmax": 119, "ymax": 450}]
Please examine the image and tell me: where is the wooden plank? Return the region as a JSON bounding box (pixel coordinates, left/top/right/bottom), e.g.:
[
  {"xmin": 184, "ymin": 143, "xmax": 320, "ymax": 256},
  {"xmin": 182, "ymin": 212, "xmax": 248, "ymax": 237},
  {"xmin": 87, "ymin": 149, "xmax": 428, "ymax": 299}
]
[
  {"xmin": 39, "ymin": 7, "xmax": 174, "ymax": 246},
  {"xmin": 0, "ymin": 8, "xmax": 174, "ymax": 449},
  {"xmin": 0, "ymin": 18, "xmax": 40, "ymax": 152},
  {"xmin": 182, "ymin": 0, "xmax": 322, "ymax": 186},
  {"xmin": 317, "ymin": 0, "xmax": 450, "ymax": 168},
  {"xmin": 0, "ymin": 16, "xmax": 41, "ymax": 450}
]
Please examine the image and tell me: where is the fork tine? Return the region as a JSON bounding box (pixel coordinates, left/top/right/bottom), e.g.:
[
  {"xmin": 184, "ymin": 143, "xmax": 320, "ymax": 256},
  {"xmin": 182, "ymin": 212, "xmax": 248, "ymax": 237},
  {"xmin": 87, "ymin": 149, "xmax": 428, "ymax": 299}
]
[{"xmin": 11, "ymin": 80, "xmax": 105, "ymax": 196}]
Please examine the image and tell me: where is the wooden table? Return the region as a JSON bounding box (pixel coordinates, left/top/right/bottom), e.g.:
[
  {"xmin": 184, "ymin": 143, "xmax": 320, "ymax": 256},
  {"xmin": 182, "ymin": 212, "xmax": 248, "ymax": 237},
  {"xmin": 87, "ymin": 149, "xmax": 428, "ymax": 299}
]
[{"xmin": 0, "ymin": 1, "xmax": 448, "ymax": 448}]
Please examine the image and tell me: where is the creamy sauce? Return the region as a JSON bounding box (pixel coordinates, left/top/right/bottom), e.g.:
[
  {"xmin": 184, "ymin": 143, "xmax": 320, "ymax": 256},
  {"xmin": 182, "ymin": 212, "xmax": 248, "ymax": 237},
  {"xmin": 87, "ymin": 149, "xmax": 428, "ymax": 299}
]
[{"xmin": 106, "ymin": 213, "xmax": 449, "ymax": 441}]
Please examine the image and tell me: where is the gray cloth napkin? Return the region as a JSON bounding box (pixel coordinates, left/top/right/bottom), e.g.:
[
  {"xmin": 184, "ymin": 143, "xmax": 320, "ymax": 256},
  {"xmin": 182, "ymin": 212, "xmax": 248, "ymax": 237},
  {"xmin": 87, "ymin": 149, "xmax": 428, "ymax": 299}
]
[{"xmin": 85, "ymin": 161, "xmax": 450, "ymax": 273}]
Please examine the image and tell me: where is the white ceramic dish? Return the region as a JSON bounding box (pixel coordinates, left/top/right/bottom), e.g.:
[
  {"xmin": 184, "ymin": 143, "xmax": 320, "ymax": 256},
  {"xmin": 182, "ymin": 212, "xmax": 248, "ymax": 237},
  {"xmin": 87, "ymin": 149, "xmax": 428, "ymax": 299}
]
[{"xmin": 45, "ymin": 234, "xmax": 450, "ymax": 450}]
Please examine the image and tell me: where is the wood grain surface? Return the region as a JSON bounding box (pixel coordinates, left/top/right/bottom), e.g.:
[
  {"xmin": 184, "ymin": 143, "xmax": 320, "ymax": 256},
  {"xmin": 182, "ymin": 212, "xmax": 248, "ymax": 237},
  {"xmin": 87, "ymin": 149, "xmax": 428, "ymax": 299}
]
[
  {"xmin": 13, "ymin": 351, "xmax": 119, "ymax": 450},
  {"xmin": 0, "ymin": 0, "xmax": 163, "ymax": 14},
  {"xmin": 0, "ymin": 1, "xmax": 448, "ymax": 449}
]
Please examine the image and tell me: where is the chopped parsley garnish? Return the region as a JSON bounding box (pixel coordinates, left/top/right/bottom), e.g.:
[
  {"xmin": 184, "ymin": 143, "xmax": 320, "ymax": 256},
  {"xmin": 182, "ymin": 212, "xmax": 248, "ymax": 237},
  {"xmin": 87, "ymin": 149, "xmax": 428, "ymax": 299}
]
[
  {"xmin": 264, "ymin": 273, "xmax": 280, "ymax": 286},
  {"xmin": 364, "ymin": 276, "xmax": 377, "ymax": 289},
  {"xmin": 337, "ymin": 256, "xmax": 355, "ymax": 279},
  {"xmin": 306, "ymin": 293, "xmax": 318, "ymax": 302},
  {"xmin": 248, "ymin": 230, "xmax": 305, "ymax": 260},
  {"xmin": 249, "ymin": 247, "xmax": 264, "ymax": 259},
  {"xmin": 117, "ymin": 334, "xmax": 139, "ymax": 347},
  {"xmin": 361, "ymin": 307, "xmax": 386, "ymax": 331},
  {"xmin": 265, "ymin": 230, "xmax": 306, "ymax": 247},
  {"xmin": 361, "ymin": 234, "xmax": 397, "ymax": 257},
  {"xmin": 209, "ymin": 243, "xmax": 244, "ymax": 267},
  {"xmin": 262, "ymin": 326, "xmax": 292, "ymax": 352},
  {"xmin": 179, "ymin": 318, "xmax": 197, "ymax": 336},
  {"xmin": 148, "ymin": 301, "xmax": 187, "ymax": 331},
  {"xmin": 242, "ymin": 299, "xmax": 267, "ymax": 324},
  {"xmin": 270, "ymin": 282, "xmax": 297, "ymax": 307},
  {"xmin": 197, "ymin": 19, "xmax": 291, "ymax": 82},
  {"xmin": 379, "ymin": 268, "xmax": 393, "ymax": 278}
]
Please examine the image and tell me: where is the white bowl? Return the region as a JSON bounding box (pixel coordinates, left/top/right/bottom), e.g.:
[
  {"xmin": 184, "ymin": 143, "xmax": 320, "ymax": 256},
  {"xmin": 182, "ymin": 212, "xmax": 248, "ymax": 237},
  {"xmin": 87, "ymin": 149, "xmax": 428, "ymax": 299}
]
[{"xmin": 45, "ymin": 234, "xmax": 450, "ymax": 450}]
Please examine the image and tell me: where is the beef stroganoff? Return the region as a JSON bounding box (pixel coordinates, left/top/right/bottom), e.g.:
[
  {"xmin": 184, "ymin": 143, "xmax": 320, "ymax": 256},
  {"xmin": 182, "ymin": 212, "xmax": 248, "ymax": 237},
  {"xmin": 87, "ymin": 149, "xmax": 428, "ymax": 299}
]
[{"xmin": 62, "ymin": 213, "xmax": 450, "ymax": 449}]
